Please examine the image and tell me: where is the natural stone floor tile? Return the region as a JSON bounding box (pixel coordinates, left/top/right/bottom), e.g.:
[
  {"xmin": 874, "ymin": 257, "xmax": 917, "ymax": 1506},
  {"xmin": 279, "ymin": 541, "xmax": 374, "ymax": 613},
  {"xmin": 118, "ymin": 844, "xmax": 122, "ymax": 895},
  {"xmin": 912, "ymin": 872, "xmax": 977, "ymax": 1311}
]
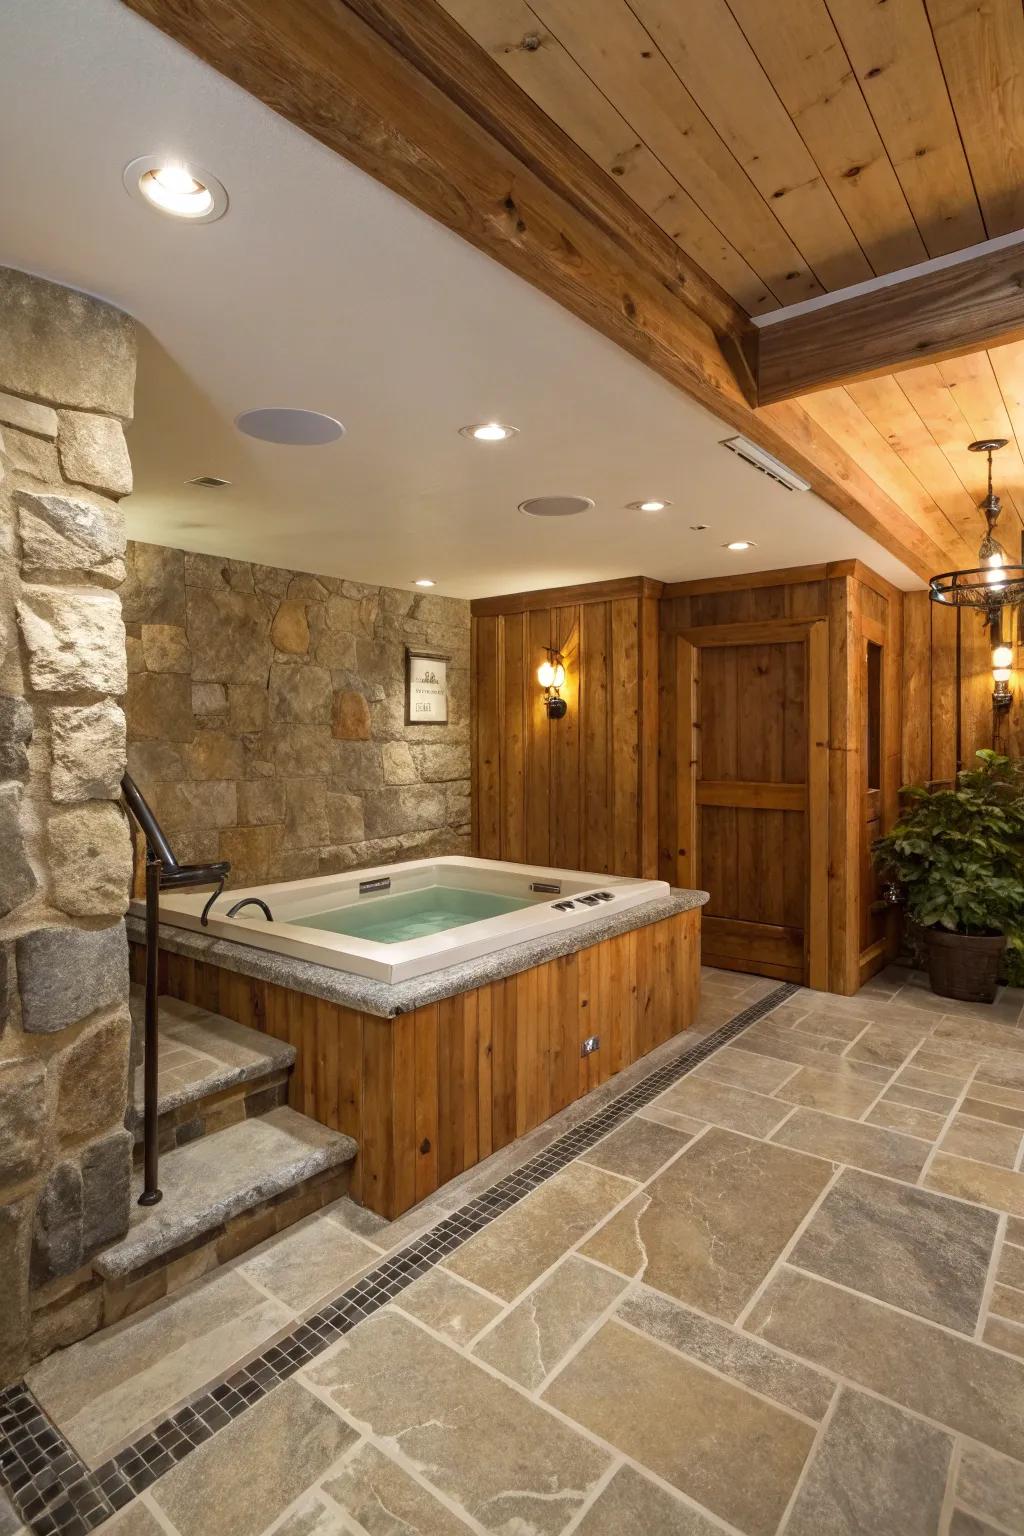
[
  {"xmin": 237, "ymin": 1213, "xmax": 380, "ymax": 1312},
  {"xmin": 968, "ymin": 1080, "xmax": 1024, "ymax": 1112},
  {"xmin": 739, "ymin": 1025, "xmax": 851, "ymax": 1068},
  {"xmin": 958, "ymin": 1441, "xmax": 1024, "ymax": 1531},
  {"xmin": 867, "ymin": 1098, "xmax": 948, "ymax": 1139},
  {"xmin": 269, "ymin": 1493, "xmax": 349, "ymax": 1536},
  {"xmin": 885, "ymin": 1082, "xmax": 958, "ymax": 1113},
  {"xmin": 991, "ymin": 1283, "xmax": 1024, "ymax": 1325},
  {"xmin": 151, "ymin": 1380, "xmax": 356, "ymax": 1536},
  {"xmin": 790, "ymin": 1167, "xmax": 998, "ymax": 1332},
  {"xmin": 745, "ymin": 1267, "xmax": 1024, "ymax": 1462},
  {"xmin": 394, "ymin": 1266, "xmax": 502, "ymax": 1347},
  {"xmin": 774, "ymin": 1010, "xmax": 871, "ymax": 1044},
  {"xmin": 775, "ymin": 1064, "xmax": 886, "ymax": 1118},
  {"xmin": 655, "ymin": 1076, "xmax": 791, "ymax": 1137},
  {"xmin": 27, "ymin": 1269, "xmax": 292, "ymax": 1466},
  {"xmin": 845, "ymin": 1023, "xmax": 925, "ymax": 1069},
  {"xmin": 895, "ymin": 1063, "xmax": 968, "ymax": 1097},
  {"xmin": 306, "ymin": 1311, "xmax": 608, "ymax": 1534},
  {"xmin": 963, "ymin": 1095, "xmax": 1024, "ymax": 1130},
  {"xmin": 638, "ymin": 1105, "xmax": 707, "ymax": 1137},
  {"xmin": 932, "ymin": 1017, "xmax": 1024, "ymax": 1057},
  {"xmin": 692, "ymin": 1045, "xmax": 801, "ymax": 1094},
  {"xmin": 544, "ymin": 1319, "xmax": 814, "ymax": 1536},
  {"xmin": 950, "ymin": 1510, "xmax": 1006, "ymax": 1535},
  {"xmin": 770, "ymin": 1107, "xmax": 930, "ymax": 1182},
  {"xmin": 93, "ymin": 1503, "xmax": 165, "ymax": 1536},
  {"xmin": 975, "ymin": 1058, "xmax": 1024, "ymax": 1094},
  {"xmin": 941, "ymin": 1113, "xmax": 1023, "ymax": 1170},
  {"xmin": 472, "ymin": 1255, "xmax": 626, "ymax": 1389},
  {"xmin": 323, "ymin": 1442, "xmax": 475, "ymax": 1535},
  {"xmin": 580, "ymin": 1114, "xmax": 691, "ymax": 1182},
  {"xmin": 618, "ymin": 1286, "xmax": 834, "ymax": 1419},
  {"xmin": 1000, "ymin": 1244, "xmax": 1024, "ymax": 1291},
  {"xmin": 442, "ymin": 1161, "xmax": 631, "ymax": 1301},
  {"xmin": 784, "ymin": 1386, "xmax": 952, "ymax": 1536},
  {"xmin": 926, "ymin": 1154, "xmax": 1024, "ymax": 1217},
  {"xmin": 580, "ymin": 1127, "xmax": 834, "ymax": 1321},
  {"xmin": 574, "ymin": 1464, "xmax": 722, "ymax": 1536},
  {"xmin": 984, "ymin": 1316, "xmax": 1024, "ymax": 1358}
]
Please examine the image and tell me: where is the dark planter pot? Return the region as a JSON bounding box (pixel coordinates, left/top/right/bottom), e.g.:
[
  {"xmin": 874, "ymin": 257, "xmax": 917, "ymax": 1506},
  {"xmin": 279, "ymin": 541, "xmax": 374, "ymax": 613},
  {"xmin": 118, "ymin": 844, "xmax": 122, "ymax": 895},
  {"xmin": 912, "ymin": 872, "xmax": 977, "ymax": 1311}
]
[{"xmin": 924, "ymin": 927, "xmax": 1007, "ymax": 1004}]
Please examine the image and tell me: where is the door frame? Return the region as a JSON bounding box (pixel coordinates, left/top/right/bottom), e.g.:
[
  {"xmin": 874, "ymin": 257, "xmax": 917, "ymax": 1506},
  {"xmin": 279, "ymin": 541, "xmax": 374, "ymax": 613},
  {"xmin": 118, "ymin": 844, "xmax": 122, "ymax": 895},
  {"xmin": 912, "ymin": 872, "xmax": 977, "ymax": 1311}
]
[{"xmin": 673, "ymin": 619, "xmax": 829, "ymax": 988}]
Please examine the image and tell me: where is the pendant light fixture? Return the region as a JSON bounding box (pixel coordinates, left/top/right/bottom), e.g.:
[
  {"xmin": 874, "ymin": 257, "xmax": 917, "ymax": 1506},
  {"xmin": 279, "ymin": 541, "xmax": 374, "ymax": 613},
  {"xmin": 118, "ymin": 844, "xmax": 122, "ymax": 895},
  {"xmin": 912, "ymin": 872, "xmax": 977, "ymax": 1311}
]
[{"xmin": 928, "ymin": 439, "xmax": 1024, "ymax": 614}]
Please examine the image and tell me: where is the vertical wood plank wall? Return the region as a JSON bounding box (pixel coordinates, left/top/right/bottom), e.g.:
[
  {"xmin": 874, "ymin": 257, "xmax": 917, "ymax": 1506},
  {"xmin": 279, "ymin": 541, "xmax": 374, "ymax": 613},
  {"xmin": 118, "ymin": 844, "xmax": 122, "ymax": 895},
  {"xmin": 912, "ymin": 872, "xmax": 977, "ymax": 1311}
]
[
  {"xmin": 471, "ymin": 578, "xmax": 662, "ymax": 877},
  {"xmin": 902, "ymin": 590, "xmax": 1023, "ymax": 783}
]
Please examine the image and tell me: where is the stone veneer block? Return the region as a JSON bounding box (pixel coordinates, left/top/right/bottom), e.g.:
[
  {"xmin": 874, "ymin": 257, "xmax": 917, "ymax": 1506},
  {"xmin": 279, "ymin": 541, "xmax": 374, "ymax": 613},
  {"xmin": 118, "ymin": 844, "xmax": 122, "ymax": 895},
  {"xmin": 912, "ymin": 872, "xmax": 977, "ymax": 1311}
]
[
  {"xmin": 575, "ymin": 1464, "xmax": 723, "ymax": 1536},
  {"xmin": 18, "ymin": 586, "xmax": 127, "ymax": 694},
  {"xmin": 48, "ymin": 802, "xmax": 132, "ymax": 918},
  {"xmin": 0, "ymin": 694, "xmax": 32, "ymax": 780},
  {"xmin": 56, "ymin": 1012, "xmax": 130, "ymax": 1151},
  {"xmin": 27, "ymin": 1269, "xmax": 292, "ymax": 1467},
  {"xmin": 770, "ymin": 1107, "xmax": 930, "ymax": 1181},
  {"xmin": 443, "ymin": 1161, "xmax": 633, "ymax": 1301},
  {"xmin": 0, "ymin": 1060, "xmax": 46, "ymax": 1191},
  {"xmin": 395, "ymin": 1266, "xmax": 502, "ymax": 1348},
  {"xmin": 0, "ymin": 389, "xmax": 58, "ymax": 439},
  {"xmin": 472, "ymin": 1255, "xmax": 627, "ymax": 1389},
  {"xmin": 322, "ymin": 1443, "xmax": 475, "ymax": 1536},
  {"xmin": 581, "ymin": 1127, "xmax": 834, "ymax": 1321},
  {"xmin": 152, "ymin": 1380, "xmax": 355, "ymax": 1536},
  {"xmin": 188, "ymin": 587, "xmax": 272, "ymax": 684},
  {"xmin": 618, "ymin": 1286, "xmax": 835, "ymax": 1420},
  {"xmin": 0, "ymin": 266, "xmax": 136, "ymax": 418},
  {"xmin": 16, "ymin": 489, "xmax": 126, "ymax": 582},
  {"xmin": 56, "ymin": 410, "xmax": 132, "ymax": 496},
  {"xmin": 16, "ymin": 922, "xmax": 129, "ymax": 1033},
  {"xmin": 790, "ymin": 1167, "xmax": 998, "ymax": 1333},
  {"xmin": 746, "ymin": 1266, "xmax": 1024, "ymax": 1462},
  {"xmin": 545, "ymin": 1318, "xmax": 814, "ymax": 1536},
  {"xmin": 49, "ymin": 699, "xmax": 125, "ymax": 801},
  {"xmin": 307, "ymin": 1311, "xmax": 608, "ymax": 1534},
  {"xmin": 784, "ymin": 1386, "xmax": 952, "ymax": 1536},
  {"xmin": 0, "ymin": 782, "xmax": 36, "ymax": 917}
]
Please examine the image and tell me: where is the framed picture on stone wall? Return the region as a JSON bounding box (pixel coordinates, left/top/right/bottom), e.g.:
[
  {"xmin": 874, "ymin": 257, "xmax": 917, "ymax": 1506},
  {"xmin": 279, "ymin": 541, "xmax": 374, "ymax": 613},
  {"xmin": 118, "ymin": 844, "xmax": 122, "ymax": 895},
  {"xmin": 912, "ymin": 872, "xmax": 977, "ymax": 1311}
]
[{"xmin": 406, "ymin": 648, "xmax": 449, "ymax": 724}]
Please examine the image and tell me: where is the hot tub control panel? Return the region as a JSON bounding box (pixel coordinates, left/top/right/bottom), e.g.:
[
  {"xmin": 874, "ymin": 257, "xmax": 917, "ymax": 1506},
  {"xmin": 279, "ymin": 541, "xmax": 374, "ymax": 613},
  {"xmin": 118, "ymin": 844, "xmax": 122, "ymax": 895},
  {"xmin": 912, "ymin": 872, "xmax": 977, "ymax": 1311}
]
[{"xmin": 552, "ymin": 891, "xmax": 615, "ymax": 912}]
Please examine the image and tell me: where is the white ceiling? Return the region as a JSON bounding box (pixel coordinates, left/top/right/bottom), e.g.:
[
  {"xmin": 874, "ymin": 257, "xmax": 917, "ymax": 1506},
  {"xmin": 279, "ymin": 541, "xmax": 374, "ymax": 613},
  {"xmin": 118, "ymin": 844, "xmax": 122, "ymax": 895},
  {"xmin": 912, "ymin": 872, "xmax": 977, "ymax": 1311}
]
[{"xmin": 0, "ymin": 0, "xmax": 920, "ymax": 597}]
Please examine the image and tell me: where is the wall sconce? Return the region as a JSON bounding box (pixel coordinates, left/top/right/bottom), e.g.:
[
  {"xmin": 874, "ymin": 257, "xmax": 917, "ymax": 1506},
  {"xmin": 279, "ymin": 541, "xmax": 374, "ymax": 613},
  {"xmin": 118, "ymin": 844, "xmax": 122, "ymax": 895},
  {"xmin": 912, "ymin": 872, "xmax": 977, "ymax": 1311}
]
[
  {"xmin": 992, "ymin": 642, "xmax": 1014, "ymax": 711},
  {"xmin": 538, "ymin": 649, "xmax": 567, "ymax": 719}
]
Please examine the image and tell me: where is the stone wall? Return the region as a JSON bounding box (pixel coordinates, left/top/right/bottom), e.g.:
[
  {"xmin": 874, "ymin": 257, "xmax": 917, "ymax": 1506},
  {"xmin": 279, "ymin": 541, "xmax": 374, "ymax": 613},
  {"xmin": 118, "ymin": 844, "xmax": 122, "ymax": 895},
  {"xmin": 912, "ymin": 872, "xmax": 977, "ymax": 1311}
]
[
  {"xmin": 121, "ymin": 546, "xmax": 471, "ymax": 887},
  {"xmin": 0, "ymin": 266, "xmax": 136, "ymax": 1383}
]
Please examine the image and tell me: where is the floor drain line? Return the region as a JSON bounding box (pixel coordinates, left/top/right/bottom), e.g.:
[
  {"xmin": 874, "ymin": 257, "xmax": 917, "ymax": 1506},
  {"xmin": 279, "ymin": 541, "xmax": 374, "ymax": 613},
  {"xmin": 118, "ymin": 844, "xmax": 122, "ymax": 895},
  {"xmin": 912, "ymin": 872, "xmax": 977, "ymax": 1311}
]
[{"xmin": 0, "ymin": 981, "xmax": 796, "ymax": 1536}]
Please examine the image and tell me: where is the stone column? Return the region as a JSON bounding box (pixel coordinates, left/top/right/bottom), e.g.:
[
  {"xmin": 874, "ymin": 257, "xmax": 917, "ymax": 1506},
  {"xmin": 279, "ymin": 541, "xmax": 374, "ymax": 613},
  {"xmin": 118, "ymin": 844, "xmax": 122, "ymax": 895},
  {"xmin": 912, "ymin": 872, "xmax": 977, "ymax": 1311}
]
[{"xmin": 0, "ymin": 265, "xmax": 137, "ymax": 1382}]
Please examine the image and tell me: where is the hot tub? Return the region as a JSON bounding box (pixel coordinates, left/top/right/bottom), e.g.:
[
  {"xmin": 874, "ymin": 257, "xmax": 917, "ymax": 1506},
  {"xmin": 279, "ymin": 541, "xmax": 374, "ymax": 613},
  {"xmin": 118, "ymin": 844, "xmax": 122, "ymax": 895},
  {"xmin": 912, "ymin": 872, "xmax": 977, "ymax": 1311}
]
[{"xmin": 145, "ymin": 855, "xmax": 671, "ymax": 983}]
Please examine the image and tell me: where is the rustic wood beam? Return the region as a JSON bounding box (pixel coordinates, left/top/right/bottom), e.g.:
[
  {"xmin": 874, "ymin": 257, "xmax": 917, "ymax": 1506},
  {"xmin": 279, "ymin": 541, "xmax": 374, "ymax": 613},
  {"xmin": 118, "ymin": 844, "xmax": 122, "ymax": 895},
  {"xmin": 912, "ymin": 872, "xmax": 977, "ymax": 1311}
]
[
  {"xmin": 119, "ymin": 0, "xmax": 953, "ymax": 581},
  {"xmin": 757, "ymin": 240, "xmax": 1024, "ymax": 404}
]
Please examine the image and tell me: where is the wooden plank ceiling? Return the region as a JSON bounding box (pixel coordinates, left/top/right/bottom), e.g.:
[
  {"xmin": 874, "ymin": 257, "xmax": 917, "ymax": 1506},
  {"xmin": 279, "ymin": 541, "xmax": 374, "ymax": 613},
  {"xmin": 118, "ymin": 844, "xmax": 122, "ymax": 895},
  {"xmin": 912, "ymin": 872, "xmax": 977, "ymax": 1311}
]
[{"xmin": 442, "ymin": 0, "xmax": 1024, "ymax": 569}]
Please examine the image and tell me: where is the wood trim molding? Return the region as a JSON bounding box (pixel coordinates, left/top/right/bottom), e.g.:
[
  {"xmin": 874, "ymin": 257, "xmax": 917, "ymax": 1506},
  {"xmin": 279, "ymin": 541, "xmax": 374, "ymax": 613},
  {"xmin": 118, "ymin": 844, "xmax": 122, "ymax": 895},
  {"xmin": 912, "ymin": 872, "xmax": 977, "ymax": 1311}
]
[
  {"xmin": 661, "ymin": 559, "xmax": 908, "ymax": 603},
  {"xmin": 696, "ymin": 780, "xmax": 805, "ymax": 811},
  {"xmin": 681, "ymin": 619, "xmax": 819, "ymax": 647},
  {"xmin": 757, "ymin": 240, "xmax": 1024, "ymax": 403},
  {"xmin": 471, "ymin": 577, "xmax": 663, "ymax": 617},
  {"xmin": 120, "ymin": 0, "xmax": 959, "ymax": 582}
]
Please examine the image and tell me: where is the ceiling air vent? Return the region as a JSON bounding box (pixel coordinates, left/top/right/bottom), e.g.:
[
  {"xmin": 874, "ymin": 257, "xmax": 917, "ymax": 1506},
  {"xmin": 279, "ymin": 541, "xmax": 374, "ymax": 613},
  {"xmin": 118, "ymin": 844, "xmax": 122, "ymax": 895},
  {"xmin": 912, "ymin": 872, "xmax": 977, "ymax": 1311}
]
[
  {"xmin": 185, "ymin": 475, "xmax": 232, "ymax": 488},
  {"xmin": 719, "ymin": 436, "xmax": 810, "ymax": 493}
]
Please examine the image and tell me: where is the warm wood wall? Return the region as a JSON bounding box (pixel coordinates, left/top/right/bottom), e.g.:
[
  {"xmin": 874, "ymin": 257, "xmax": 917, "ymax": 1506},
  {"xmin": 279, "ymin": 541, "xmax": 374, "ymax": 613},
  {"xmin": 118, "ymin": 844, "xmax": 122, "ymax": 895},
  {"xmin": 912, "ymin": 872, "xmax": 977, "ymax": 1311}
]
[
  {"xmin": 471, "ymin": 578, "xmax": 661, "ymax": 877},
  {"xmin": 903, "ymin": 591, "xmax": 1024, "ymax": 783}
]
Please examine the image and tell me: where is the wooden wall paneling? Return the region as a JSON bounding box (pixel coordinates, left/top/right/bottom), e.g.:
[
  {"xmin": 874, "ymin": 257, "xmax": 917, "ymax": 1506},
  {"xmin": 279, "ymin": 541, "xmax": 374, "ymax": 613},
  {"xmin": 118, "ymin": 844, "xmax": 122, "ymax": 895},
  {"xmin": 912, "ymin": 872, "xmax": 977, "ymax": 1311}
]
[
  {"xmin": 610, "ymin": 598, "xmax": 641, "ymax": 875},
  {"xmin": 474, "ymin": 615, "xmax": 501, "ymax": 858},
  {"xmin": 902, "ymin": 592, "xmax": 932, "ymax": 783},
  {"xmin": 391, "ymin": 1011, "xmax": 418, "ymax": 1217},
  {"xmin": 807, "ymin": 620, "xmax": 830, "ymax": 988},
  {"xmin": 675, "ymin": 637, "xmax": 698, "ymax": 890},
  {"xmin": 476, "ymin": 983, "xmax": 493, "ymax": 1163},
  {"xmin": 525, "ymin": 607, "xmax": 554, "ymax": 864},
  {"xmin": 500, "ymin": 611, "xmax": 526, "ymax": 862},
  {"xmin": 638, "ymin": 589, "xmax": 661, "ymax": 877},
  {"xmin": 581, "ymin": 601, "xmax": 611, "ymax": 873},
  {"xmin": 827, "ymin": 577, "xmax": 862, "ymax": 993},
  {"xmin": 360, "ymin": 1015, "xmax": 394, "ymax": 1216},
  {"xmin": 930, "ymin": 600, "xmax": 959, "ymax": 783},
  {"xmin": 550, "ymin": 605, "xmax": 581, "ymax": 869},
  {"xmin": 490, "ymin": 977, "xmax": 517, "ymax": 1153}
]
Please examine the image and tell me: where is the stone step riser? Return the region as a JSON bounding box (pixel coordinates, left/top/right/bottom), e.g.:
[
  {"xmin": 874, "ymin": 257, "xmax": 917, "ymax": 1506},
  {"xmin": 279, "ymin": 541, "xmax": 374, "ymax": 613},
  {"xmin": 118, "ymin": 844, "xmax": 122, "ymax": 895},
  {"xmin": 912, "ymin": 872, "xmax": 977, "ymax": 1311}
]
[{"xmin": 130, "ymin": 1069, "xmax": 291, "ymax": 1160}]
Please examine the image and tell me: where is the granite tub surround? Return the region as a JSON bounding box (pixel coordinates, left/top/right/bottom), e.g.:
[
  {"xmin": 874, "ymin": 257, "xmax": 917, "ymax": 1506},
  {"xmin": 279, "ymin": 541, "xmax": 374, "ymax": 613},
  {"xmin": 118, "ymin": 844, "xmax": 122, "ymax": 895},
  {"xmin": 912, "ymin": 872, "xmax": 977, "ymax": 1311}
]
[
  {"xmin": 10, "ymin": 963, "xmax": 1024, "ymax": 1536},
  {"xmin": 0, "ymin": 265, "xmax": 137, "ymax": 1386},
  {"xmin": 120, "ymin": 541, "xmax": 471, "ymax": 888}
]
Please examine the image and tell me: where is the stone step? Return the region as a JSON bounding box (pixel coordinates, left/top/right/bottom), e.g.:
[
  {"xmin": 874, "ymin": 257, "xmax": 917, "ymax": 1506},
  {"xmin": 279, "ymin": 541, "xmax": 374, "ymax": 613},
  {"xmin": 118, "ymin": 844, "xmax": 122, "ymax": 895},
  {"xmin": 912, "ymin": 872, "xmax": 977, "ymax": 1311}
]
[
  {"xmin": 93, "ymin": 1106, "xmax": 358, "ymax": 1284},
  {"xmin": 129, "ymin": 988, "xmax": 296, "ymax": 1148}
]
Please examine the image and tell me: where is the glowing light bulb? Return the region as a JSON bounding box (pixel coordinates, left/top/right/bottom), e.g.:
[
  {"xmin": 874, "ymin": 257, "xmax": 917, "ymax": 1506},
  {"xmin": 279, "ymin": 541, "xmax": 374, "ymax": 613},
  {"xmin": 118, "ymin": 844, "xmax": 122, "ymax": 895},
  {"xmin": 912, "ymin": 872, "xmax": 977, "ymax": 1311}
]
[
  {"xmin": 538, "ymin": 661, "xmax": 555, "ymax": 689},
  {"xmin": 153, "ymin": 164, "xmax": 200, "ymax": 195},
  {"xmin": 993, "ymin": 644, "xmax": 1013, "ymax": 669},
  {"xmin": 552, "ymin": 662, "xmax": 566, "ymax": 688}
]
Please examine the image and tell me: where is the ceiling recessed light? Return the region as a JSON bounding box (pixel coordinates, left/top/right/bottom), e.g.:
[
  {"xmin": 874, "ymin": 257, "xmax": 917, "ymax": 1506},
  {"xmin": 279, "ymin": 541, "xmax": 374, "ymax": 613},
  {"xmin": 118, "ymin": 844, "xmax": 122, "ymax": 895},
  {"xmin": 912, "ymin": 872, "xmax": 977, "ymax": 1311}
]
[
  {"xmin": 459, "ymin": 422, "xmax": 518, "ymax": 442},
  {"xmin": 414, "ymin": 578, "xmax": 436, "ymax": 588},
  {"xmin": 725, "ymin": 540, "xmax": 756, "ymax": 551},
  {"xmin": 123, "ymin": 155, "xmax": 228, "ymax": 222},
  {"xmin": 627, "ymin": 499, "xmax": 671, "ymax": 513},
  {"xmin": 235, "ymin": 408, "xmax": 345, "ymax": 445},
  {"xmin": 519, "ymin": 495, "xmax": 594, "ymax": 518}
]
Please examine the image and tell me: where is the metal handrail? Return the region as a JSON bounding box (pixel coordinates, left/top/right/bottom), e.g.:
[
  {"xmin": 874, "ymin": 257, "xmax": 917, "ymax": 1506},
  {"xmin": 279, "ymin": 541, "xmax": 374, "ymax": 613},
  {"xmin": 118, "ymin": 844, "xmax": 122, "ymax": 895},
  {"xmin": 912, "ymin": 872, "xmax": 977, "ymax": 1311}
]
[{"xmin": 122, "ymin": 774, "xmax": 230, "ymax": 1205}]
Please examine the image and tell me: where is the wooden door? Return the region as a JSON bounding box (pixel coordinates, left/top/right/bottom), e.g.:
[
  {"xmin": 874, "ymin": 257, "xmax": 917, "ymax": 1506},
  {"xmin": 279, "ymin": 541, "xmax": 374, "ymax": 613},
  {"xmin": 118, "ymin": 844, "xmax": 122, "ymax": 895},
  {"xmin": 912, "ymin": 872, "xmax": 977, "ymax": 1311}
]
[{"xmin": 676, "ymin": 620, "xmax": 828, "ymax": 985}]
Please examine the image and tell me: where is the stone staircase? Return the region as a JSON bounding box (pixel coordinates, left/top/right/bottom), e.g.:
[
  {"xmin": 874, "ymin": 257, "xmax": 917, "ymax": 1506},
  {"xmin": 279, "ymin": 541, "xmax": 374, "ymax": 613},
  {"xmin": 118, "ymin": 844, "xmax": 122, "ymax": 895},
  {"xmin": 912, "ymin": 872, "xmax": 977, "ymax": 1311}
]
[{"xmin": 90, "ymin": 990, "xmax": 357, "ymax": 1325}]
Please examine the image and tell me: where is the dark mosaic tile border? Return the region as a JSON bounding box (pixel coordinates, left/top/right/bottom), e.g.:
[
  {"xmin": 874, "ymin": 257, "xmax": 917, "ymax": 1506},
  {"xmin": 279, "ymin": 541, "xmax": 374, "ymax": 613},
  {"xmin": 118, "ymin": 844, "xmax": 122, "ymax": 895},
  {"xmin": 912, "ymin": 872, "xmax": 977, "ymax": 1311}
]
[{"xmin": 1, "ymin": 980, "xmax": 796, "ymax": 1535}]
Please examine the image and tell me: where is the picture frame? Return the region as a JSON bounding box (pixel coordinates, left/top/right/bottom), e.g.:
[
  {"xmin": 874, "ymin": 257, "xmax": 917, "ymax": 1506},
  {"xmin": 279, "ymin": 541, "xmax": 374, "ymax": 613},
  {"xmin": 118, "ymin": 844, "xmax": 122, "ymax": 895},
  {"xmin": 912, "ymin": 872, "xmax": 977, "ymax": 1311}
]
[{"xmin": 406, "ymin": 648, "xmax": 449, "ymax": 724}]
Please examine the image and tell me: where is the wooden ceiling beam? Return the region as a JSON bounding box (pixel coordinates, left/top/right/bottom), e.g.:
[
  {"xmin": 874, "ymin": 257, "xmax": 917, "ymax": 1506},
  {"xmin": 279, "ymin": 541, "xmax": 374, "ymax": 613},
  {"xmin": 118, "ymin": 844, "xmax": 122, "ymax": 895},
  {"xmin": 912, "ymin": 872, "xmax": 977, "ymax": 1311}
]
[
  {"xmin": 119, "ymin": 0, "xmax": 954, "ymax": 581},
  {"xmin": 757, "ymin": 241, "xmax": 1024, "ymax": 404}
]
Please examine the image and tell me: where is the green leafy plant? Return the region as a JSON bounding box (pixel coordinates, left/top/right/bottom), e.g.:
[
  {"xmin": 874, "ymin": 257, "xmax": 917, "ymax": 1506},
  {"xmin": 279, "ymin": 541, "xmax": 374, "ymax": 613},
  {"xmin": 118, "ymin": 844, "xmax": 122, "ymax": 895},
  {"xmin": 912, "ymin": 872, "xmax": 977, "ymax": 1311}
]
[{"xmin": 873, "ymin": 751, "xmax": 1024, "ymax": 941}]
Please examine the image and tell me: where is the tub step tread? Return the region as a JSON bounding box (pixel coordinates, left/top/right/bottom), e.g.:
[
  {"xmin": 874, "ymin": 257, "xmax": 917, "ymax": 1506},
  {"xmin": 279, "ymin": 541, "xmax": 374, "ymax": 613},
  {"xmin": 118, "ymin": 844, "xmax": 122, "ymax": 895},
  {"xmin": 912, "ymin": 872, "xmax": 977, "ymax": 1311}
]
[
  {"xmin": 94, "ymin": 1106, "xmax": 357, "ymax": 1280},
  {"xmin": 129, "ymin": 985, "xmax": 295, "ymax": 1124}
]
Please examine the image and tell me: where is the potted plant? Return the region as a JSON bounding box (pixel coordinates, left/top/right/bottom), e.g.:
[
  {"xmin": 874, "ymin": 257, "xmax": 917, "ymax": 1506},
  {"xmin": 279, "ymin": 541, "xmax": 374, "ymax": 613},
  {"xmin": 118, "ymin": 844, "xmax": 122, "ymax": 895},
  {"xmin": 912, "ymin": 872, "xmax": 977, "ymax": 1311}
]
[{"xmin": 873, "ymin": 751, "xmax": 1024, "ymax": 1003}]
